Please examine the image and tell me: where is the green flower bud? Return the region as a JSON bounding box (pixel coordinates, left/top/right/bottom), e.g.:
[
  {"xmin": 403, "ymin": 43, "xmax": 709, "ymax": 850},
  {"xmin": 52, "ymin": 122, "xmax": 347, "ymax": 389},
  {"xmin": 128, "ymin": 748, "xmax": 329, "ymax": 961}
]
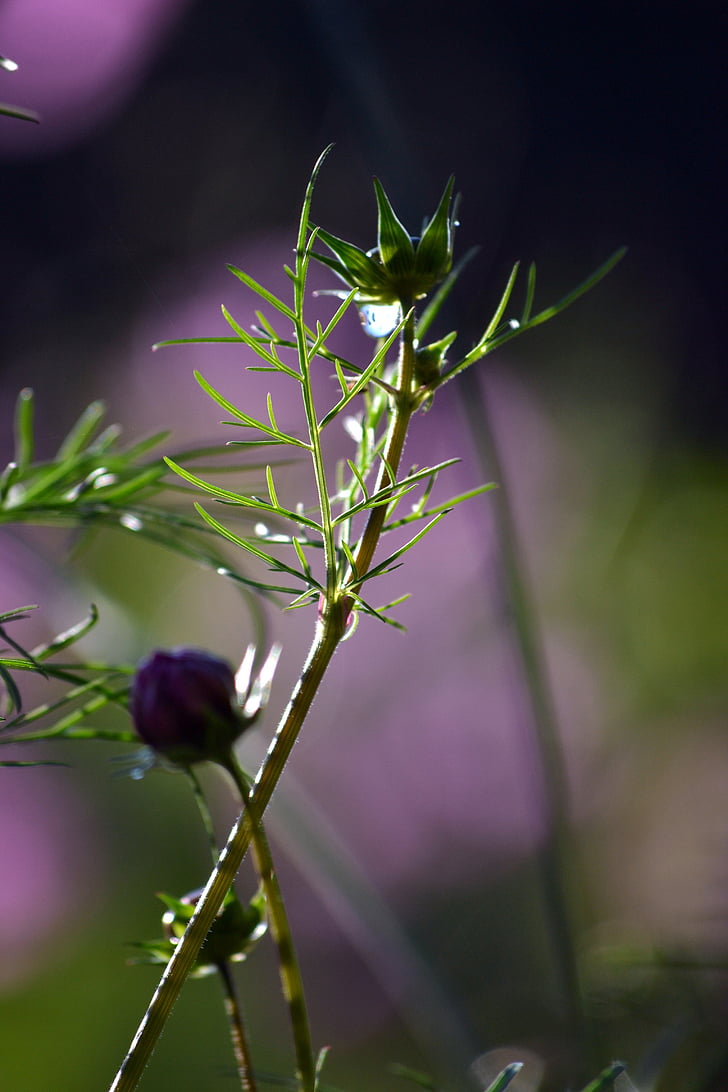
[
  {"xmin": 128, "ymin": 887, "xmax": 267, "ymax": 976},
  {"xmin": 315, "ymin": 177, "xmax": 457, "ymax": 305},
  {"xmin": 414, "ymin": 330, "xmax": 458, "ymax": 386}
]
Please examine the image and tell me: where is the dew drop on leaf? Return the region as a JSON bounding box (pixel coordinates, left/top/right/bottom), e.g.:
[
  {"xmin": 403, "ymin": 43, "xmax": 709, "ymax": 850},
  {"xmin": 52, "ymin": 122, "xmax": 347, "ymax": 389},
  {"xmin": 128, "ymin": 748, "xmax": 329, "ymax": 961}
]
[{"xmin": 120, "ymin": 513, "xmax": 143, "ymax": 532}]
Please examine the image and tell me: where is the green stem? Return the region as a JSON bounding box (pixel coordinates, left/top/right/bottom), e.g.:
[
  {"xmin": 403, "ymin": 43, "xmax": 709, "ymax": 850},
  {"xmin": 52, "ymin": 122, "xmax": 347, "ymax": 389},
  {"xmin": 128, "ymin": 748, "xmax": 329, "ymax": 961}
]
[
  {"xmin": 187, "ymin": 768, "xmax": 259, "ymax": 1090},
  {"xmin": 352, "ymin": 300, "xmax": 417, "ymax": 581},
  {"xmin": 225, "ymin": 754, "xmax": 316, "ymax": 1092},
  {"xmin": 108, "ymin": 297, "xmax": 414, "ymax": 1092},
  {"xmin": 108, "ymin": 619, "xmax": 342, "ymax": 1092},
  {"xmin": 187, "ymin": 767, "xmax": 220, "ymax": 865},
  {"xmin": 216, "ymin": 960, "xmax": 258, "ymax": 1092}
]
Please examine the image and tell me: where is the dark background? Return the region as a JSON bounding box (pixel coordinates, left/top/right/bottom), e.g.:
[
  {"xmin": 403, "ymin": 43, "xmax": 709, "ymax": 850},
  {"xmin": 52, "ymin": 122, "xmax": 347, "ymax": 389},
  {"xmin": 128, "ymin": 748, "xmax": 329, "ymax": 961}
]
[{"xmin": 1, "ymin": 3, "xmax": 727, "ymax": 1091}]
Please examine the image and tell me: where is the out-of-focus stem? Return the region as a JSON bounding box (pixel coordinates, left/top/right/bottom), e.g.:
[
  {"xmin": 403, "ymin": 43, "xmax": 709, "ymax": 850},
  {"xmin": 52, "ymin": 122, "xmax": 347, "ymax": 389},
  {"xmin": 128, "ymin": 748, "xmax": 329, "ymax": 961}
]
[
  {"xmin": 224, "ymin": 754, "xmax": 315, "ymax": 1092},
  {"xmin": 217, "ymin": 960, "xmax": 258, "ymax": 1092},
  {"xmin": 187, "ymin": 766, "xmax": 220, "ymax": 865},
  {"xmin": 459, "ymin": 369, "xmax": 593, "ymax": 1074}
]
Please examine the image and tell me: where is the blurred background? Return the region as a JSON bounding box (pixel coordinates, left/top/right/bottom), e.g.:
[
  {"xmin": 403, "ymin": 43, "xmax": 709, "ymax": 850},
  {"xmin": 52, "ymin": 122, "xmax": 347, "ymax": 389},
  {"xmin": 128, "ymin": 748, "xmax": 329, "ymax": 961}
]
[{"xmin": 1, "ymin": 1, "xmax": 726, "ymax": 1090}]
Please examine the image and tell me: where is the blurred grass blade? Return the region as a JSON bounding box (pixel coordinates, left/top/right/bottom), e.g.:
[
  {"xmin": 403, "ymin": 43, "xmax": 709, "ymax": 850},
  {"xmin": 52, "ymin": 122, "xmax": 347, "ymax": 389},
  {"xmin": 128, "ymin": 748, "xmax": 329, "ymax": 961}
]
[
  {"xmin": 56, "ymin": 401, "xmax": 106, "ymax": 460},
  {"xmin": 14, "ymin": 388, "xmax": 34, "ymax": 471}
]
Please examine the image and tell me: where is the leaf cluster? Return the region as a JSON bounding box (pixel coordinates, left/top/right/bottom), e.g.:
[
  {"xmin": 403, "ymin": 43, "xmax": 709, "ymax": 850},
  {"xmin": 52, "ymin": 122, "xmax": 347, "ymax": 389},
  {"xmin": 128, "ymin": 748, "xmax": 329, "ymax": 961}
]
[
  {"xmin": 156, "ymin": 152, "xmax": 494, "ymax": 627},
  {"xmin": 0, "ymin": 603, "xmax": 134, "ymax": 759},
  {"xmin": 157, "ymin": 151, "xmax": 624, "ymax": 630},
  {"xmin": 0, "ymin": 391, "xmax": 280, "ymax": 749},
  {"xmin": 0, "ymin": 388, "xmax": 278, "ymax": 599}
]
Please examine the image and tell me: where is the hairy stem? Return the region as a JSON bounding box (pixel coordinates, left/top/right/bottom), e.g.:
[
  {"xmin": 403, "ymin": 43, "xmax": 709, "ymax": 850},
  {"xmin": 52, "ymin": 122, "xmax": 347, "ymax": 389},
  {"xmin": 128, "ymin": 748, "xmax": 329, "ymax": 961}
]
[
  {"xmin": 109, "ymin": 295, "xmax": 416, "ymax": 1092},
  {"xmin": 225, "ymin": 754, "xmax": 316, "ymax": 1092},
  {"xmin": 108, "ymin": 617, "xmax": 343, "ymax": 1092},
  {"xmin": 217, "ymin": 960, "xmax": 258, "ymax": 1092}
]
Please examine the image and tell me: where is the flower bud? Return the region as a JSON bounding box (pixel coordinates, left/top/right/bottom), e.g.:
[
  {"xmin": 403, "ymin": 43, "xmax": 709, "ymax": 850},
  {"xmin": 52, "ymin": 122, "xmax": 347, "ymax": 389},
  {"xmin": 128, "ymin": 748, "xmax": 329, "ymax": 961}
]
[
  {"xmin": 130, "ymin": 647, "xmax": 247, "ymax": 766},
  {"xmin": 314, "ymin": 176, "xmax": 457, "ymax": 305},
  {"xmin": 129, "ymin": 887, "xmax": 267, "ymax": 975}
]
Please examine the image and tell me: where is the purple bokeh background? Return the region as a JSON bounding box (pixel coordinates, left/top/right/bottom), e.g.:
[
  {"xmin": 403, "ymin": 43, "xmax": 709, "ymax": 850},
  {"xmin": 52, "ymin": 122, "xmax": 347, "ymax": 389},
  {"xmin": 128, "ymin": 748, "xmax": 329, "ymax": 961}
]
[{"xmin": 1, "ymin": 2, "xmax": 726, "ymax": 1089}]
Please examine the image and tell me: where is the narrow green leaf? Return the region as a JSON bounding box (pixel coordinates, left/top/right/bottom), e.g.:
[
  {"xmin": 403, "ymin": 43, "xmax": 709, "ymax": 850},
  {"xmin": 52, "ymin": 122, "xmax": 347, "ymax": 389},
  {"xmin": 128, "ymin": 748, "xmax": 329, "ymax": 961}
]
[
  {"xmin": 265, "ymin": 465, "xmax": 279, "ymax": 508},
  {"xmin": 350, "ymin": 510, "xmax": 449, "ymax": 586},
  {"xmin": 0, "ymin": 760, "xmax": 69, "ymax": 768},
  {"xmin": 194, "ymin": 505, "xmax": 321, "ymax": 593},
  {"xmin": 56, "ymin": 401, "xmax": 106, "ymax": 460},
  {"xmin": 152, "ymin": 337, "xmax": 241, "ymax": 349},
  {"xmin": 222, "ymin": 306, "xmax": 280, "ymax": 366},
  {"xmin": 388, "ymin": 1063, "xmax": 440, "ymax": 1090},
  {"xmin": 32, "ymin": 605, "xmax": 99, "ymax": 661},
  {"xmin": 521, "ymin": 262, "xmax": 537, "ymax": 323},
  {"xmin": 165, "ymin": 458, "xmax": 322, "ymax": 532},
  {"xmin": 483, "ymin": 1063, "xmax": 523, "ymax": 1092},
  {"xmin": 417, "ymin": 246, "xmax": 478, "ymax": 340},
  {"xmin": 479, "ymin": 261, "xmax": 520, "ymax": 346},
  {"xmin": 6, "ymin": 459, "xmax": 80, "ymax": 507},
  {"xmin": 2, "ymin": 673, "xmax": 130, "ymax": 734},
  {"xmin": 0, "ymin": 605, "xmax": 38, "ymax": 625},
  {"xmin": 193, "ymin": 372, "xmax": 311, "ymax": 449},
  {"xmin": 318, "ymin": 313, "xmax": 408, "ymax": 430},
  {"xmin": 309, "ymin": 289, "xmax": 358, "ymax": 356},
  {"xmin": 266, "ymin": 393, "xmax": 279, "ymax": 432},
  {"xmin": 338, "ymin": 539, "xmax": 359, "ymax": 581},
  {"xmin": 291, "ymin": 535, "xmax": 312, "ymax": 579},
  {"xmin": 254, "ymin": 310, "xmax": 279, "ymax": 339},
  {"xmin": 296, "ymin": 146, "xmax": 334, "ymax": 273},
  {"xmin": 0, "ymin": 665, "xmax": 23, "ymax": 714},
  {"xmin": 526, "ymin": 246, "xmax": 627, "ymax": 329},
  {"xmin": 226, "ymin": 265, "xmax": 296, "ymax": 322},
  {"xmin": 578, "ymin": 1062, "xmax": 627, "ymax": 1092},
  {"xmin": 0, "ymin": 101, "xmax": 40, "ymax": 123},
  {"xmin": 0, "ymin": 461, "xmax": 20, "ymax": 503},
  {"xmin": 14, "ymin": 388, "xmax": 34, "ymax": 471},
  {"xmin": 88, "ymin": 423, "xmax": 122, "ymax": 454},
  {"xmin": 383, "ymin": 482, "xmax": 496, "ymax": 530}
]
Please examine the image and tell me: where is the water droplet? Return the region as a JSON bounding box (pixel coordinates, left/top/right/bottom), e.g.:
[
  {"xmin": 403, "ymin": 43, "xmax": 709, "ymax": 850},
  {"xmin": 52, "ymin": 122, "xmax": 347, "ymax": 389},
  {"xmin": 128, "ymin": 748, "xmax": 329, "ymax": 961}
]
[
  {"xmin": 508, "ymin": 318, "xmax": 520, "ymax": 330},
  {"xmin": 358, "ymin": 302, "xmax": 401, "ymax": 339},
  {"xmin": 343, "ymin": 416, "xmax": 363, "ymax": 443},
  {"xmin": 92, "ymin": 472, "xmax": 118, "ymax": 489},
  {"xmin": 120, "ymin": 513, "xmax": 143, "ymax": 532}
]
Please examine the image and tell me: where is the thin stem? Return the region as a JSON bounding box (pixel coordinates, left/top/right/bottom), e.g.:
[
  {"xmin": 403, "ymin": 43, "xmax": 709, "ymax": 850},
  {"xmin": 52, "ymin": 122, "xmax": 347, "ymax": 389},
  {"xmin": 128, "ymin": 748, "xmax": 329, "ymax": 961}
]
[
  {"xmin": 459, "ymin": 369, "xmax": 594, "ymax": 1074},
  {"xmin": 108, "ymin": 619, "xmax": 343, "ymax": 1092},
  {"xmin": 187, "ymin": 768, "xmax": 259, "ymax": 1089},
  {"xmin": 225, "ymin": 754, "xmax": 316, "ymax": 1092},
  {"xmin": 217, "ymin": 960, "xmax": 258, "ymax": 1092},
  {"xmin": 186, "ymin": 767, "xmax": 220, "ymax": 865},
  {"xmin": 108, "ymin": 283, "xmax": 413, "ymax": 1092},
  {"xmin": 352, "ymin": 300, "xmax": 417, "ymax": 581}
]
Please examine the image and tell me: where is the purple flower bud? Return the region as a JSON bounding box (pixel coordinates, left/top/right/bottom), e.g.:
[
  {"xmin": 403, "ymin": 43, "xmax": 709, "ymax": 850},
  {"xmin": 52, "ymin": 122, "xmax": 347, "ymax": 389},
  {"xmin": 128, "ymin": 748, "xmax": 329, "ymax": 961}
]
[{"xmin": 130, "ymin": 647, "xmax": 246, "ymax": 766}]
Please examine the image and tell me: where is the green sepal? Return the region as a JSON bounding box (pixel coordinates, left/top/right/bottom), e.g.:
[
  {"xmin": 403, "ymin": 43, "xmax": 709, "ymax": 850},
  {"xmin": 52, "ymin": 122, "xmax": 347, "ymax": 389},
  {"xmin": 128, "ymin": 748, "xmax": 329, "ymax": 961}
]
[
  {"xmin": 129, "ymin": 887, "xmax": 268, "ymax": 976},
  {"xmin": 414, "ymin": 176, "xmax": 455, "ymax": 278},
  {"xmin": 374, "ymin": 178, "xmax": 415, "ymax": 277},
  {"xmin": 314, "ymin": 228, "xmax": 390, "ymax": 295},
  {"xmin": 414, "ymin": 330, "xmax": 458, "ymax": 385}
]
